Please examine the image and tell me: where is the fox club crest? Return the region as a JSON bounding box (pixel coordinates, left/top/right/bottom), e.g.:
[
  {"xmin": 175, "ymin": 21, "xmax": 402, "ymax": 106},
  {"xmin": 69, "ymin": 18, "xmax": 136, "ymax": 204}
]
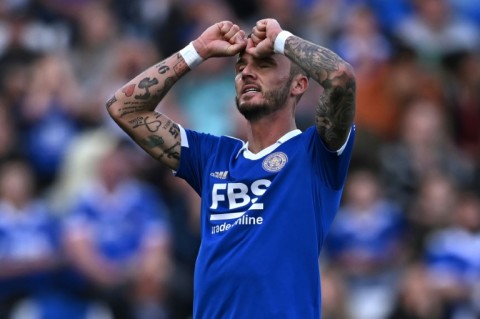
[{"xmin": 262, "ymin": 152, "xmax": 288, "ymax": 172}]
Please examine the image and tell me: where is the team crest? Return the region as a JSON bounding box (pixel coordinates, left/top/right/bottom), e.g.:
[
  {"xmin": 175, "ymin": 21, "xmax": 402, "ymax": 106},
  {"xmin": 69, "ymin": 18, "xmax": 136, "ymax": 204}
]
[{"xmin": 262, "ymin": 152, "xmax": 288, "ymax": 172}]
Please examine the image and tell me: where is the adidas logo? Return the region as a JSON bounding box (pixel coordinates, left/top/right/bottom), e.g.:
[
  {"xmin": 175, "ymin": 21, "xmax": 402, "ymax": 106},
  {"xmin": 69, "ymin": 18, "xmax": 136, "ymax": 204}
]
[{"xmin": 210, "ymin": 171, "xmax": 228, "ymax": 179}]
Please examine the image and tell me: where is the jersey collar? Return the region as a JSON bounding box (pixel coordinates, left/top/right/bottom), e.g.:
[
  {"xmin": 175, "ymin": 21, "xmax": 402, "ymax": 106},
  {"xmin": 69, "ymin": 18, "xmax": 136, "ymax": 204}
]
[{"xmin": 236, "ymin": 129, "xmax": 302, "ymax": 160}]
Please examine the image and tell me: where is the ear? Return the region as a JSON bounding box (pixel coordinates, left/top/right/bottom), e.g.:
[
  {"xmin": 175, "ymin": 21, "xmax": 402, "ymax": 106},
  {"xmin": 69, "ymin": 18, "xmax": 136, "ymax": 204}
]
[{"xmin": 291, "ymin": 74, "xmax": 309, "ymax": 98}]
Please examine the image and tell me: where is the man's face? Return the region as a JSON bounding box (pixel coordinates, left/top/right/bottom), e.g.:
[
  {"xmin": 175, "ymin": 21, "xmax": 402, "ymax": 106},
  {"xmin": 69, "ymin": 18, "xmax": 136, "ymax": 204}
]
[{"xmin": 234, "ymin": 52, "xmax": 293, "ymax": 121}]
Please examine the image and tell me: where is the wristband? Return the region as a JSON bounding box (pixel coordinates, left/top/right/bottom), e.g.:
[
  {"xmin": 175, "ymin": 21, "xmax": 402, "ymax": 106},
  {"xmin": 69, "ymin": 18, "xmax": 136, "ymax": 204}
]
[
  {"xmin": 273, "ymin": 30, "xmax": 293, "ymax": 54},
  {"xmin": 180, "ymin": 42, "xmax": 204, "ymax": 69}
]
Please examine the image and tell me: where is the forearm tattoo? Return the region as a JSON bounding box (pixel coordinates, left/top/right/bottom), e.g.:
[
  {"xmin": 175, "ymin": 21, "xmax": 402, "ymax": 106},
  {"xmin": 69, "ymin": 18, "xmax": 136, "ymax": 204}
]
[
  {"xmin": 141, "ymin": 135, "xmax": 165, "ymax": 149},
  {"xmin": 285, "ymin": 37, "xmax": 356, "ymax": 150},
  {"xmin": 157, "ymin": 141, "xmax": 181, "ymax": 161},
  {"xmin": 128, "ymin": 115, "xmax": 163, "ymax": 132},
  {"xmin": 107, "ymin": 53, "xmax": 189, "ymax": 169},
  {"xmin": 110, "ymin": 55, "xmax": 188, "ymax": 114},
  {"xmin": 135, "ymin": 77, "xmax": 159, "ymax": 100}
]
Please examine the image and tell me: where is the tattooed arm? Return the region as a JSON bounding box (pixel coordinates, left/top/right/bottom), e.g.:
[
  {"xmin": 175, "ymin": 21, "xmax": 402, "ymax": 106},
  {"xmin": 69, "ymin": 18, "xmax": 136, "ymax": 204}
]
[
  {"xmin": 285, "ymin": 37, "xmax": 355, "ymax": 151},
  {"xmin": 248, "ymin": 19, "xmax": 356, "ymax": 151},
  {"xmin": 107, "ymin": 54, "xmax": 188, "ymax": 171},
  {"xmin": 107, "ymin": 21, "xmax": 247, "ymax": 170}
]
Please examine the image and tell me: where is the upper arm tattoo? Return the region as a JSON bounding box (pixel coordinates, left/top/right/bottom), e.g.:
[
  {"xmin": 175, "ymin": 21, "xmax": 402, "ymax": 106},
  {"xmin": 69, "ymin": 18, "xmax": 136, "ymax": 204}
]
[
  {"xmin": 315, "ymin": 78, "xmax": 356, "ymax": 150},
  {"xmin": 284, "ymin": 36, "xmax": 356, "ymax": 150}
]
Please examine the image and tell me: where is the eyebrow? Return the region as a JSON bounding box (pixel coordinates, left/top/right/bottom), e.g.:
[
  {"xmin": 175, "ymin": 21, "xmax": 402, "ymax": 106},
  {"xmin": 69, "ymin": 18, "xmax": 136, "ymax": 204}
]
[{"xmin": 235, "ymin": 55, "xmax": 277, "ymax": 68}]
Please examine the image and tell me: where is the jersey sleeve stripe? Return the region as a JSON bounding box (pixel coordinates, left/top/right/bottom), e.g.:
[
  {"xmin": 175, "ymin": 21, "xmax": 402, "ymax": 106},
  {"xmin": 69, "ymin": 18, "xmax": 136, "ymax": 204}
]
[
  {"xmin": 336, "ymin": 125, "xmax": 354, "ymax": 156},
  {"xmin": 179, "ymin": 124, "xmax": 189, "ymax": 148}
]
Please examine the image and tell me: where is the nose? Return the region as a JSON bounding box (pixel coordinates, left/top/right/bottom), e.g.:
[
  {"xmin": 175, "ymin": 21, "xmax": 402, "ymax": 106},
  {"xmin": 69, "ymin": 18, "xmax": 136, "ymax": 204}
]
[{"xmin": 239, "ymin": 63, "xmax": 257, "ymax": 81}]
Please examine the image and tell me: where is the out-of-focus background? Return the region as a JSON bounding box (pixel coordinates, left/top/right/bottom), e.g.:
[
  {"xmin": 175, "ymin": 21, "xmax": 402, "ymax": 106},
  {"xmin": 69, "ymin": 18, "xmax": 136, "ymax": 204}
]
[{"xmin": 0, "ymin": 0, "xmax": 479, "ymax": 318}]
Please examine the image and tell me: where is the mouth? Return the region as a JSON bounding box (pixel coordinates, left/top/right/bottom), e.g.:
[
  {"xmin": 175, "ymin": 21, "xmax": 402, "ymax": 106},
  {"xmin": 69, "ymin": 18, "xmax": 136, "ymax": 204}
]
[{"xmin": 241, "ymin": 85, "xmax": 261, "ymax": 97}]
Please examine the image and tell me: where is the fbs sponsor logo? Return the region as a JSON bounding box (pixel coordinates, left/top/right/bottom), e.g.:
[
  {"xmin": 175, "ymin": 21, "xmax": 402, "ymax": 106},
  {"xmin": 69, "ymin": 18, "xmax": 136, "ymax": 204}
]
[
  {"xmin": 210, "ymin": 171, "xmax": 228, "ymax": 179},
  {"xmin": 209, "ymin": 179, "xmax": 271, "ymax": 235}
]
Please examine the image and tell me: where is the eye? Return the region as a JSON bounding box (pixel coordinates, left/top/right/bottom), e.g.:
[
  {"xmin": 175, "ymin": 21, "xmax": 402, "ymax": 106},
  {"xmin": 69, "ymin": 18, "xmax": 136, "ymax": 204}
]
[{"xmin": 235, "ymin": 65, "xmax": 245, "ymax": 74}]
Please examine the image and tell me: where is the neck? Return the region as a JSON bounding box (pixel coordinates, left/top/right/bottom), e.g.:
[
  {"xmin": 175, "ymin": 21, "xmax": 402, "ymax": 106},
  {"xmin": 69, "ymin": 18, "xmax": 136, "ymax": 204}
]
[{"xmin": 246, "ymin": 110, "xmax": 297, "ymax": 153}]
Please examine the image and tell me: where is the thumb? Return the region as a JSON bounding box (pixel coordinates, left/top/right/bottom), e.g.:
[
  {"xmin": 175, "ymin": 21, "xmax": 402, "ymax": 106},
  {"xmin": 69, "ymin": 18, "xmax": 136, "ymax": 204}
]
[{"xmin": 245, "ymin": 38, "xmax": 256, "ymax": 56}]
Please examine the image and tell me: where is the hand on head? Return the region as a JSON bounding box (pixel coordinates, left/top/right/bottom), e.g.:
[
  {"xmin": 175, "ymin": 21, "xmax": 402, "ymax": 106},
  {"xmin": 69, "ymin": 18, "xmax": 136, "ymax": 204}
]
[
  {"xmin": 193, "ymin": 18, "xmax": 283, "ymax": 59},
  {"xmin": 246, "ymin": 19, "xmax": 283, "ymax": 58},
  {"xmin": 193, "ymin": 21, "xmax": 247, "ymax": 59}
]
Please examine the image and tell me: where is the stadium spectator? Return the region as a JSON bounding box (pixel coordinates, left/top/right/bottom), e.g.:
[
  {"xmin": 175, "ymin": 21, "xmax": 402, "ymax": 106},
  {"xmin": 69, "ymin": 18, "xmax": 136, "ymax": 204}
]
[
  {"xmin": 320, "ymin": 265, "xmax": 350, "ymax": 319},
  {"xmin": 424, "ymin": 191, "xmax": 480, "ymax": 319},
  {"xmin": 333, "ymin": 4, "xmax": 395, "ymax": 140},
  {"xmin": 18, "ymin": 53, "xmax": 82, "ymax": 188},
  {"xmin": 0, "ymin": 159, "xmax": 66, "ymax": 319},
  {"xmin": 394, "ymin": 0, "xmax": 479, "ymax": 64},
  {"xmin": 379, "ymin": 97, "xmax": 474, "ymax": 210},
  {"xmin": 325, "ymin": 168, "xmax": 407, "ymax": 319},
  {"xmin": 406, "ymin": 171, "xmax": 458, "ymax": 258},
  {"xmin": 386, "ymin": 263, "xmax": 445, "ymax": 319},
  {"xmin": 62, "ymin": 141, "xmax": 172, "ymax": 319},
  {"xmin": 441, "ymin": 50, "xmax": 480, "ymax": 163},
  {"xmin": 0, "ymin": 98, "xmax": 19, "ymax": 163}
]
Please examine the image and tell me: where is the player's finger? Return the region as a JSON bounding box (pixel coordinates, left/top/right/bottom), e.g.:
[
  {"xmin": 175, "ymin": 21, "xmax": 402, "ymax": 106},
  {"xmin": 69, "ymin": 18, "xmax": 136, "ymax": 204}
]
[
  {"xmin": 224, "ymin": 24, "xmax": 240, "ymax": 41},
  {"xmin": 250, "ymin": 33, "xmax": 261, "ymax": 45},
  {"xmin": 228, "ymin": 39, "xmax": 247, "ymax": 55},
  {"xmin": 252, "ymin": 29, "xmax": 266, "ymax": 41},
  {"xmin": 230, "ymin": 30, "xmax": 247, "ymax": 45},
  {"xmin": 245, "ymin": 39, "xmax": 256, "ymax": 56},
  {"xmin": 255, "ymin": 20, "xmax": 267, "ymax": 32},
  {"xmin": 218, "ymin": 21, "xmax": 233, "ymax": 34}
]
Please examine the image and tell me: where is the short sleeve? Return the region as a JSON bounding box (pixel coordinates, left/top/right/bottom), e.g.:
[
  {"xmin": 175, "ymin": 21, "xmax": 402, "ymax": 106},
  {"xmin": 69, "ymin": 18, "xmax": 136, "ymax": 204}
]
[
  {"xmin": 175, "ymin": 127, "xmax": 222, "ymax": 195},
  {"xmin": 304, "ymin": 125, "xmax": 356, "ymax": 190}
]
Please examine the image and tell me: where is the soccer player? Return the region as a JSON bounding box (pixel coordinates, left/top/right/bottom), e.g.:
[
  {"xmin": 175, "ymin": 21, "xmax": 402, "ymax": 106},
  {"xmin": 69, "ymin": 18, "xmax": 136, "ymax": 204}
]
[{"xmin": 108, "ymin": 18, "xmax": 356, "ymax": 318}]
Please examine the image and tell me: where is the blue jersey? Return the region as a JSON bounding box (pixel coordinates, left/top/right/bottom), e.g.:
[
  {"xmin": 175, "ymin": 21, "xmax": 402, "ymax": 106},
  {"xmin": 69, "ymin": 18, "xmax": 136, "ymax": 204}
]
[
  {"xmin": 425, "ymin": 228, "xmax": 480, "ymax": 286},
  {"xmin": 176, "ymin": 125, "xmax": 355, "ymax": 319},
  {"xmin": 0, "ymin": 200, "xmax": 60, "ymax": 298},
  {"xmin": 325, "ymin": 200, "xmax": 405, "ymax": 265},
  {"xmin": 65, "ymin": 180, "xmax": 170, "ymax": 264}
]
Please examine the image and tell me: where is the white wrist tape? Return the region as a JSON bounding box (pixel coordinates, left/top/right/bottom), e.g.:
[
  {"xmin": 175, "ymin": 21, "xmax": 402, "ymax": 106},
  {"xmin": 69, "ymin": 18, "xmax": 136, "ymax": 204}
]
[
  {"xmin": 180, "ymin": 42, "xmax": 203, "ymax": 69},
  {"xmin": 273, "ymin": 30, "xmax": 293, "ymax": 54}
]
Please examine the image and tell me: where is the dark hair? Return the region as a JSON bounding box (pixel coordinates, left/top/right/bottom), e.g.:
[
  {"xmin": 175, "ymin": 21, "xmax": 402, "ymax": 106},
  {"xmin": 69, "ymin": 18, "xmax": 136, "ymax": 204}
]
[
  {"xmin": 288, "ymin": 62, "xmax": 308, "ymax": 103},
  {"xmin": 289, "ymin": 61, "xmax": 308, "ymax": 78}
]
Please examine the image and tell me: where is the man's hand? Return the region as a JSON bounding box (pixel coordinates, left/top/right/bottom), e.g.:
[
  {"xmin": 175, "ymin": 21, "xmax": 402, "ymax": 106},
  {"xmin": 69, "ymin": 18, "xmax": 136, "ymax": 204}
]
[
  {"xmin": 192, "ymin": 21, "xmax": 247, "ymax": 59},
  {"xmin": 246, "ymin": 19, "xmax": 283, "ymax": 58}
]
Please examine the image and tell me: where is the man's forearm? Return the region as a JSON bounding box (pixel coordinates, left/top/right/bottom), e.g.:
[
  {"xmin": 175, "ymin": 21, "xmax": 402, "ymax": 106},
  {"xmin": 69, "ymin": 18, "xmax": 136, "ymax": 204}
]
[
  {"xmin": 107, "ymin": 52, "xmax": 190, "ymax": 118},
  {"xmin": 283, "ymin": 35, "xmax": 354, "ymax": 89},
  {"xmin": 284, "ymin": 35, "xmax": 356, "ymax": 150},
  {"xmin": 106, "ymin": 52, "xmax": 192, "ymax": 170}
]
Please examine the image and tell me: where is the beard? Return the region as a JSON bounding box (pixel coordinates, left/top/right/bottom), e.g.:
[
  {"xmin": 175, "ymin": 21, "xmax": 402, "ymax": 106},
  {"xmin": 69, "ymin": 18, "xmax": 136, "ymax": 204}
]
[{"xmin": 235, "ymin": 78, "xmax": 292, "ymax": 121}]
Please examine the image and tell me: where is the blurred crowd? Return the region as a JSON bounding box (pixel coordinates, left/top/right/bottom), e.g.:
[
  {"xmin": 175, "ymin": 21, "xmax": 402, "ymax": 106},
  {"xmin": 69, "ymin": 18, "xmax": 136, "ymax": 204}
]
[{"xmin": 0, "ymin": 0, "xmax": 478, "ymax": 318}]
